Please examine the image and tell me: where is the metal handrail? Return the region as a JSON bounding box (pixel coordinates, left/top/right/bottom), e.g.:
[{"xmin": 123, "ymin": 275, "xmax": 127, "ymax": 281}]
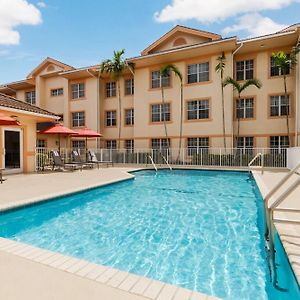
[
  {"xmin": 248, "ymin": 152, "xmax": 263, "ymax": 174},
  {"xmin": 263, "ymin": 161, "xmax": 300, "ymax": 286},
  {"xmin": 148, "ymin": 155, "xmax": 157, "ymax": 172},
  {"xmin": 160, "ymin": 153, "xmax": 172, "ymax": 171}
]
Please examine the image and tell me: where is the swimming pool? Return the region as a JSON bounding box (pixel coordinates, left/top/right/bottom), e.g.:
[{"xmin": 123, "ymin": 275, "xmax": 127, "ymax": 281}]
[{"xmin": 0, "ymin": 170, "xmax": 299, "ymax": 299}]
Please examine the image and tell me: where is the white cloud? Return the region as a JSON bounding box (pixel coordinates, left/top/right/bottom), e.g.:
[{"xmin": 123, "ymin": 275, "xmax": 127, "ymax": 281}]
[
  {"xmin": 37, "ymin": 1, "xmax": 46, "ymax": 8},
  {"xmin": 0, "ymin": 0, "xmax": 42, "ymax": 45},
  {"xmin": 154, "ymin": 0, "xmax": 300, "ymax": 23},
  {"xmin": 223, "ymin": 13, "xmax": 288, "ymax": 37}
]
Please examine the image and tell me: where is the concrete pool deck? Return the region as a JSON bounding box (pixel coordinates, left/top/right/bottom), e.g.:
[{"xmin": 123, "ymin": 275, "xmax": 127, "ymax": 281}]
[
  {"xmin": 0, "ymin": 168, "xmax": 218, "ymax": 300},
  {"xmin": 252, "ymin": 169, "xmax": 300, "ymax": 285}
]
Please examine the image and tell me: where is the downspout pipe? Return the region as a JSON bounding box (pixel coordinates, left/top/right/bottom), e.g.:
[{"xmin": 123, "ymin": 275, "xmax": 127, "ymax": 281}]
[
  {"xmin": 87, "ymin": 69, "xmax": 101, "ymax": 149},
  {"xmin": 231, "ymin": 42, "xmax": 244, "ymax": 148},
  {"xmin": 295, "ymin": 34, "xmax": 300, "ymax": 147}
]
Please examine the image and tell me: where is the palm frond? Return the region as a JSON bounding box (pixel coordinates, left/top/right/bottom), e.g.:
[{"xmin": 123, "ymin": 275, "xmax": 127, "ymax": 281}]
[
  {"xmin": 223, "ymin": 76, "xmax": 241, "ymax": 92},
  {"xmin": 161, "ymin": 64, "xmax": 183, "ymax": 82},
  {"xmin": 215, "ymin": 52, "xmax": 226, "ymax": 75},
  {"xmin": 240, "ymin": 79, "xmax": 262, "ymax": 93}
]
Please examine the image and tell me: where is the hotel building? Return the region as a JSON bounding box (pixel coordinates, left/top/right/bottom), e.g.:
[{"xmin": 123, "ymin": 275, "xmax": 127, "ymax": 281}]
[{"xmin": 1, "ymin": 24, "xmax": 300, "ymax": 154}]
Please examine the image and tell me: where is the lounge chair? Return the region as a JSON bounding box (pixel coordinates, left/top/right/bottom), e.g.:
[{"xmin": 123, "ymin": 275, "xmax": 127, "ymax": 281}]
[
  {"xmin": 71, "ymin": 150, "xmax": 94, "ymax": 169},
  {"xmin": 0, "ymin": 168, "xmax": 5, "ymax": 183},
  {"xmin": 88, "ymin": 150, "xmax": 113, "ymax": 168},
  {"xmin": 51, "ymin": 150, "xmax": 81, "ymax": 171}
]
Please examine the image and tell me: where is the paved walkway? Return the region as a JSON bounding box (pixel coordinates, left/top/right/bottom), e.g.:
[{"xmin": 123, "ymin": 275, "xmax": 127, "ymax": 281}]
[
  {"xmin": 0, "ymin": 168, "xmax": 216, "ymax": 300},
  {"xmin": 252, "ymin": 169, "xmax": 300, "ymax": 283}
]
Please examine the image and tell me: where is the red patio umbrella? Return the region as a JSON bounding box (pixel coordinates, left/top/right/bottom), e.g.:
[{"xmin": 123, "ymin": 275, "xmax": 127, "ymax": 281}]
[
  {"xmin": 0, "ymin": 113, "xmax": 20, "ymax": 126},
  {"xmin": 72, "ymin": 128, "xmax": 102, "ymax": 161},
  {"xmin": 40, "ymin": 123, "xmax": 78, "ymax": 152}
]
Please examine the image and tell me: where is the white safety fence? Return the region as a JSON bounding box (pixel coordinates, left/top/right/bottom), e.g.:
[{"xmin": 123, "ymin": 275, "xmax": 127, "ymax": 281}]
[{"xmin": 35, "ymin": 147, "xmax": 287, "ymax": 171}]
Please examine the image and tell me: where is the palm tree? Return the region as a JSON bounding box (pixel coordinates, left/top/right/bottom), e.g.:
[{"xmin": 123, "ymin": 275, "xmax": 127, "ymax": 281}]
[
  {"xmin": 272, "ymin": 42, "xmax": 300, "ymax": 146},
  {"xmin": 160, "ymin": 64, "xmax": 183, "ymax": 161},
  {"xmin": 100, "ymin": 50, "xmax": 134, "ymax": 149},
  {"xmin": 223, "ymin": 77, "xmax": 262, "ymax": 146},
  {"xmin": 215, "ymin": 53, "xmax": 227, "ymax": 149}
]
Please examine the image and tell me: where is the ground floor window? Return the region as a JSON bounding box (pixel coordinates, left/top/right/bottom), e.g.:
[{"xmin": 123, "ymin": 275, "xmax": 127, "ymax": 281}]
[
  {"xmin": 36, "ymin": 139, "xmax": 46, "ymax": 148},
  {"xmin": 106, "ymin": 140, "xmax": 117, "ymax": 150},
  {"xmin": 72, "ymin": 140, "xmax": 86, "ymax": 150},
  {"xmin": 237, "ymin": 137, "xmax": 254, "ymax": 154},
  {"xmin": 187, "ymin": 137, "xmax": 209, "ymax": 155},
  {"xmin": 270, "ymin": 136, "xmax": 289, "ymax": 152},
  {"xmin": 125, "ymin": 139, "xmax": 134, "ymax": 152}
]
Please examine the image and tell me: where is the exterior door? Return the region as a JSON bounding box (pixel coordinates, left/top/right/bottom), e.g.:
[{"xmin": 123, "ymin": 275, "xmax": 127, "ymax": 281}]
[{"xmin": 2, "ymin": 128, "xmax": 23, "ymax": 174}]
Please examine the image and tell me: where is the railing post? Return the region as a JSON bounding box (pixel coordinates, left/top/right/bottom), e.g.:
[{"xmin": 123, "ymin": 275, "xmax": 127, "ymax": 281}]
[
  {"xmin": 137, "ymin": 149, "xmax": 139, "ymax": 165},
  {"xmin": 201, "ymin": 148, "xmax": 203, "ymax": 166},
  {"xmin": 262, "ymin": 149, "xmax": 264, "ymax": 174},
  {"xmin": 123, "ymin": 151, "xmax": 126, "ymax": 164},
  {"xmin": 220, "ymin": 148, "xmax": 222, "ymax": 166},
  {"xmin": 101, "ymin": 148, "xmax": 103, "ymax": 162}
]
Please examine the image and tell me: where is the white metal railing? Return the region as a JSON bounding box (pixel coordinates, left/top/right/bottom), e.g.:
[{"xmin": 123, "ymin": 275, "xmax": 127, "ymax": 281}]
[
  {"xmin": 248, "ymin": 152, "xmax": 263, "ymax": 174},
  {"xmin": 35, "ymin": 147, "xmax": 288, "ymax": 171}
]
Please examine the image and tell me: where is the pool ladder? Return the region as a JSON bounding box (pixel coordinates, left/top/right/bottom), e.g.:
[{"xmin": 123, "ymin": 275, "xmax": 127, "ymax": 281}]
[
  {"xmin": 148, "ymin": 155, "xmax": 157, "ymax": 172},
  {"xmin": 159, "ymin": 152, "xmax": 172, "ymax": 171}
]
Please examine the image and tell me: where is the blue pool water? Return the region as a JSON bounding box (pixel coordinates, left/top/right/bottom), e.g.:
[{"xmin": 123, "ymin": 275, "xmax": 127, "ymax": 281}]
[{"xmin": 0, "ymin": 170, "xmax": 299, "ymax": 299}]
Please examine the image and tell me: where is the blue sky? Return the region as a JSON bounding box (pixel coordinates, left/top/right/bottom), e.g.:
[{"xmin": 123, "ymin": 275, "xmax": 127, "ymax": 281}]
[{"xmin": 0, "ymin": 0, "xmax": 299, "ymax": 83}]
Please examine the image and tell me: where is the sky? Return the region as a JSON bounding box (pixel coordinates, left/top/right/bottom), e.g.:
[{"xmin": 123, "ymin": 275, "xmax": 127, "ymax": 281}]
[{"xmin": 0, "ymin": 0, "xmax": 300, "ymax": 83}]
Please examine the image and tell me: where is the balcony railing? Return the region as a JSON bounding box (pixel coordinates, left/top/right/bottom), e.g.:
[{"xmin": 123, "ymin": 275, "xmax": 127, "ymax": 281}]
[{"xmin": 35, "ymin": 147, "xmax": 287, "ymax": 171}]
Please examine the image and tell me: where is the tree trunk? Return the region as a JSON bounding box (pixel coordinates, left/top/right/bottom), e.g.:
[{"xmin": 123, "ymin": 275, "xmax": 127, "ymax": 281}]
[
  {"xmin": 236, "ymin": 95, "xmax": 241, "ymax": 147},
  {"xmin": 284, "ymin": 75, "xmax": 290, "ymax": 146},
  {"xmin": 177, "ymin": 82, "xmax": 183, "ymax": 162},
  {"xmin": 117, "ymin": 80, "xmax": 122, "ymax": 150},
  {"xmin": 161, "ymin": 85, "xmax": 170, "ymax": 152},
  {"xmin": 221, "ymin": 79, "xmax": 226, "ymax": 150}
]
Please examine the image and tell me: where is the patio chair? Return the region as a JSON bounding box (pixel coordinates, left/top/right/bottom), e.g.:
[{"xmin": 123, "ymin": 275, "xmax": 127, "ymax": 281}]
[
  {"xmin": 88, "ymin": 150, "xmax": 113, "ymax": 168},
  {"xmin": 51, "ymin": 150, "xmax": 81, "ymax": 171},
  {"xmin": 71, "ymin": 150, "xmax": 94, "ymax": 169},
  {"xmin": 0, "ymin": 168, "xmax": 5, "ymax": 183}
]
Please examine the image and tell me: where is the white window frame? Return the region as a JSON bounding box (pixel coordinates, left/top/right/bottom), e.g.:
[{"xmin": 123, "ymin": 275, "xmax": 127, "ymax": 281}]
[
  {"xmin": 187, "ymin": 100, "xmax": 209, "ymax": 120},
  {"xmin": 106, "ymin": 111, "xmax": 116, "ymax": 126},
  {"xmin": 125, "ymin": 78, "xmax": 134, "ymax": 95},
  {"xmin": 187, "ymin": 62, "xmax": 209, "ymax": 84},
  {"xmin": 151, "ymin": 103, "xmax": 170, "ymax": 122},
  {"xmin": 151, "ymin": 70, "xmax": 170, "ymax": 89},
  {"xmin": 236, "ymin": 98, "xmax": 254, "ymax": 119},
  {"xmin": 125, "ymin": 109, "xmax": 134, "ymax": 125},
  {"xmin": 51, "ymin": 88, "xmax": 63, "ymax": 97},
  {"xmin": 71, "ymin": 83, "xmax": 85, "ymax": 99},
  {"xmin": 25, "ymin": 91, "xmax": 36, "ymax": 105},
  {"xmin": 270, "ymin": 95, "xmax": 290, "ymax": 117},
  {"xmin": 71, "ymin": 112, "xmax": 85, "ymax": 127},
  {"xmin": 236, "ymin": 59, "xmax": 254, "ymax": 81},
  {"xmin": 106, "ymin": 140, "xmax": 117, "ymax": 149},
  {"xmin": 106, "ymin": 82, "xmax": 116, "ymax": 98}
]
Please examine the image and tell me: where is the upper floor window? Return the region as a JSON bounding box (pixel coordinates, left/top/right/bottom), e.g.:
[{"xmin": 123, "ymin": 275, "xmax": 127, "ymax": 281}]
[
  {"xmin": 237, "ymin": 137, "xmax": 254, "ymax": 154},
  {"xmin": 270, "ymin": 55, "xmax": 290, "ymax": 77},
  {"xmin": 187, "ymin": 137, "xmax": 209, "ymax": 155},
  {"xmin": 51, "ymin": 88, "xmax": 63, "ymax": 97},
  {"xmin": 236, "ymin": 98, "xmax": 254, "ymax": 119},
  {"xmin": 106, "ymin": 82, "xmax": 116, "ymax": 98},
  {"xmin": 151, "ymin": 138, "xmax": 170, "ymax": 150},
  {"xmin": 151, "ymin": 103, "xmax": 170, "ymax": 122},
  {"xmin": 151, "ymin": 70, "xmax": 170, "ymax": 89},
  {"xmin": 187, "ymin": 100, "xmax": 209, "ymax": 120},
  {"xmin": 270, "ymin": 136, "xmax": 289, "ymax": 150},
  {"xmin": 125, "ymin": 78, "xmax": 134, "ymax": 95},
  {"xmin": 270, "ymin": 95, "xmax": 290, "ymax": 117},
  {"xmin": 187, "ymin": 62, "xmax": 209, "ymax": 84},
  {"xmin": 71, "ymin": 83, "xmax": 85, "ymax": 99},
  {"xmin": 125, "ymin": 108, "xmax": 134, "ymax": 126},
  {"xmin": 106, "ymin": 111, "xmax": 117, "ymax": 126},
  {"xmin": 71, "ymin": 111, "xmax": 85, "ymax": 127},
  {"xmin": 25, "ymin": 91, "xmax": 36, "ymax": 105},
  {"xmin": 72, "ymin": 140, "xmax": 86, "ymax": 149},
  {"xmin": 236, "ymin": 59, "xmax": 254, "ymax": 81},
  {"xmin": 125, "ymin": 139, "xmax": 134, "ymax": 152},
  {"xmin": 106, "ymin": 140, "xmax": 117, "ymax": 149}
]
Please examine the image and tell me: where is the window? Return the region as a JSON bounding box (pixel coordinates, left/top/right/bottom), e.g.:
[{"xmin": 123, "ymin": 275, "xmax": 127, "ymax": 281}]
[
  {"xmin": 106, "ymin": 140, "xmax": 117, "ymax": 149},
  {"xmin": 236, "ymin": 59, "xmax": 254, "ymax": 81},
  {"xmin": 270, "ymin": 95, "xmax": 290, "ymax": 117},
  {"xmin": 270, "ymin": 136, "xmax": 289, "ymax": 150},
  {"xmin": 125, "ymin": 140, "xmax": 134, "ymax": 152},
  {"xmin": 25, "ymin": 91, "xmax": 36, "ymax": 105},
  {"xmin": 71, "ymin": 83, "xmax": 85, "ymax": 99},
  {"xmin": 236, "ymin": 98, "xmax": 254, "ymax": 119},
  {"xmin": 270, "ymin": 55, "xmax": 290, "ymax": 77},
  {"xmin": 187, "ymin": 62, "xmax": 209, "ymax": 84},
  {"xmin": 106, "ymin": 111, "xmax": 117, "ymax": 126},
  {"xmin": 51, "ymin": 88, "xmax": 63, "ymax": 97},
  {"xmin": 125, "ymin": 109, "xmax": 134, "ymax": 126},
  {"xmin": 151, "ymin": 70, "xmax": 170, "ymax": 89},
  {"xmin": 71, "ymin": 111, "xmax": 85, "ymax": 127},
  {"xmin": 125, "ymin": 78, "xmax": 134, "ymax": 95},
  {"xmin": 237, "ymin": 137, "xmax": 254, "ymax": 154},
  {"xmin": 187, "ymin": 137, "xmax": 209, "ymax": 155},
  {"xmin": 187, "ymin": 100, "xmax": 209, "ymax": 120},
  {"xmin": 106, "ymin": 82, "xmax": 116, "ymax": 98},
  {"xmin": 72, "ymin": 140, "xmax": 86, "ymax": 149},
  {"xmin": 151, "ymin": 138, "xmax": 170, "ymax": 150},
  {"xmin": 36, "ymin": 139, "xmax": 46, "ymax": 148},
  {"xmin": 151, "ymin": 103, "xmax": 170, "ymax": 122}
]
